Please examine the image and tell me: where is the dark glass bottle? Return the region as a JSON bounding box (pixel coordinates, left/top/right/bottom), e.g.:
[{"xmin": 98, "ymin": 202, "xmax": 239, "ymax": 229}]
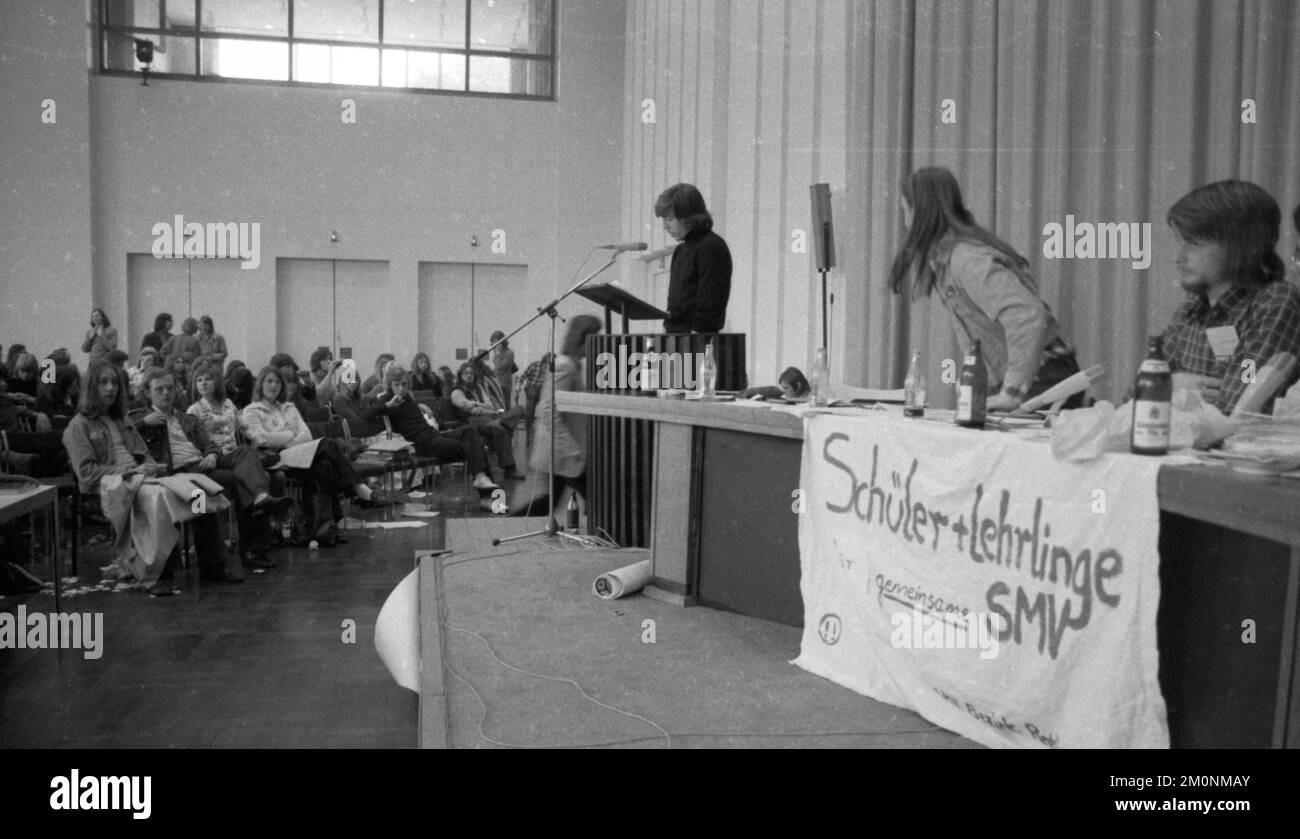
[
  {"xmin": 1131, "ymin": 335, "xmax": 1172, "ymax": 455},
  {"xmin": 566, "ymin": 493, "xmax": 580, "ymax": 533},
  {"xmin": 955, "ymin": 340, "xmax": 987, "ymax": 429}
]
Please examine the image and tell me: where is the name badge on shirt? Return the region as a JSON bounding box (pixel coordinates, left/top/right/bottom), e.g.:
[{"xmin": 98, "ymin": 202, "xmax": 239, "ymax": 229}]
[{"xmin": 1204, "ymin": 326, "xmax": 1239, "ymax": 361}]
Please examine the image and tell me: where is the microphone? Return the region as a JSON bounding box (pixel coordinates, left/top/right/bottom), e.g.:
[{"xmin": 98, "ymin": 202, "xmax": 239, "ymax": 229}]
[{"xmin": 596, "ymin": 242, "xmax": 649, "ymax": 252}]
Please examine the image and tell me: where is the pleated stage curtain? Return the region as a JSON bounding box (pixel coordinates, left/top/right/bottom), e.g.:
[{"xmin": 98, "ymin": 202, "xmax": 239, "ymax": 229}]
[{"xmin": 624, "ymin": 0, "xmax": 1300, "ymax": 404}]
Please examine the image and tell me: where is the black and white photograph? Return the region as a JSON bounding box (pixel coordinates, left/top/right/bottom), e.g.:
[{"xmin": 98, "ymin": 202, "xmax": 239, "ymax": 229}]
[{"xmin": 1, "ymin": 0, "xmax": 1298, "ymax": 785}]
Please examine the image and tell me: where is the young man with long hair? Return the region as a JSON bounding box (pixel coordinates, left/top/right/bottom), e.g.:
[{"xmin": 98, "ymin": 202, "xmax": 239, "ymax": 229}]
[
  {"xmin": 1160, "ymin": 180, "xmax": 1300, "ymax": 414},
  {"xmin": 655, "ymin": 183, "xmax": 732, "ymax": 334}
]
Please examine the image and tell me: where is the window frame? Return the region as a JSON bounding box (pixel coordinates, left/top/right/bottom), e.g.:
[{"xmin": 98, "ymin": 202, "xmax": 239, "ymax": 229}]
[{"xmin": 95, "ymin": 0, "xmax": 558, "ymax": 102}]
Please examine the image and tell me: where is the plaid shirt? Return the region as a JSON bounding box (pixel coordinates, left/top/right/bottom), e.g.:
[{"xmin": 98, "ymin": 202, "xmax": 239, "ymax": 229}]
[
  {"xmin": 520, "ymin": 356, "xmax": 552, "ymax": 395},
  {"xmin": 1161, "ymin": 281, "xmax": 1300, "ymax": 414}
]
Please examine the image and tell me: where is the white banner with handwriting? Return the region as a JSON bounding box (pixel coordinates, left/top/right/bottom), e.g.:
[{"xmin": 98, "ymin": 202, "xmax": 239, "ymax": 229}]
[{"xmin": 794, "ymin": 413, "xmax": 1168, "ymax": 748}]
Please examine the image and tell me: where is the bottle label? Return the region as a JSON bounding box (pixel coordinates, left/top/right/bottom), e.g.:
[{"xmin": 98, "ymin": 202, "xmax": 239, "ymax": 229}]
[
  {"xmin": 1132, "ymin": 400, "xmax": 1171, "ymax": 449},
  {"xmin": 1138, "ymin": 359, "xmax": 1171, "ymax": 374},
  {"xmin": 956, "ymin": 386, "xmax": 973, "ymax": 419}
]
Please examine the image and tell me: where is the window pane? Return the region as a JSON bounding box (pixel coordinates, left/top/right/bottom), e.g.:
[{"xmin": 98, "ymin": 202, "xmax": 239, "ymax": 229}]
[
  {"xmin": 103, "ymin": 32, "xmax": 198, "ymax": 74},
  {"xmin": 330, "ymin": 45, "xmax": 379, "ymax": 85},
  {"xmin": 293, "ymin": 43, "xmax": 331, "ymax": 82},
  {"xmin": 471, "ymin": 0, "xmax": 551, "ymax": 54},
  {"xmin": 294, "ymin": 0, "xmax": 379, "ymax": 43},
  {"xmin": 469, "ymin": 55, "xmax": 550, "ymax": 97},
  {"xmin": 105, "ymin": 0, "xmax": 159, "ymax": 28},
  {"xmin": 382, "ymin": 48, "xmax": 466, "ymax": 90},
  {"xmin": 384, "ymin": 0, "xmax": 466, "ymax": 48},
  {"xmin": 202, "ymin": 0, "xmax": 288, "ymax": 38},
  {"xmin": 203, "ymin": 38, "xmax": 289, "ymax": 80},
  {"xmin": 166, "ymin": 1, "xmax": 197, "ymax": 28},
  {"xmin": 293, "ymin": 44, "xmax": 378, "ymax": 85}
]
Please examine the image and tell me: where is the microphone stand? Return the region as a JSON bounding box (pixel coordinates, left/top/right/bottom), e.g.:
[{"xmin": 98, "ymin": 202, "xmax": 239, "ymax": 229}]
[{"xmin": 490, "ymin": 250, "xmax": 621, "ymax": 546}]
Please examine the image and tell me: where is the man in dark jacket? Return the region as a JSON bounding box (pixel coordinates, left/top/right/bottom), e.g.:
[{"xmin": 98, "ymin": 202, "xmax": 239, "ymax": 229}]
[{"xmin": 135, "ymin": 368, "xmax": 289, "ymax": 579}]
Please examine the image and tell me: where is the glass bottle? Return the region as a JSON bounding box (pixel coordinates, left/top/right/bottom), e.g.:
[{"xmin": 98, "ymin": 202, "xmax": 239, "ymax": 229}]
[
  {"xmin": 697, "ymin": 340, "xmax": 717, "ymax": 400},
  {"xmin": 810, "ymin": 347, "xmax": 830, "ymax": 407},
  {"xmin": 1131, "ymin": 335, "xmax": 1172, "ymax": 455},
  {"xmin": 955, "ymin": 340, "xmax": 987, "ymax": 429},
  {"xmin": 903, "ymin": 348, "xmax": 926, "ymax": 417}
]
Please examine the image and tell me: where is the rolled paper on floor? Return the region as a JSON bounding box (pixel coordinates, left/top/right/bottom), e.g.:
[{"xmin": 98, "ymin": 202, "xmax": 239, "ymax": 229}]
[{"xmin": 592, "ymin": 559, "xmax": 653, "ymax": 600}]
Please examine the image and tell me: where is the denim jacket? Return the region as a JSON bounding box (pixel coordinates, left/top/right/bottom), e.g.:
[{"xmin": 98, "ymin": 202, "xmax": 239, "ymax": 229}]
[
  {"xmin": 62, "ymin": 413, "xmax": 154, "ymax": 494},
  {"xmin": 929, "ymin": 235, "xmax": 1062, "ymax": 394}
]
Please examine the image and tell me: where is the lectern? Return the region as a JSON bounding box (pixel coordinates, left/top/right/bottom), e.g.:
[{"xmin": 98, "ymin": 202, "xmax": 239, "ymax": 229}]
[{"xmin": 575, "ymin": 284, "xmax": 669, "ymax": 335}]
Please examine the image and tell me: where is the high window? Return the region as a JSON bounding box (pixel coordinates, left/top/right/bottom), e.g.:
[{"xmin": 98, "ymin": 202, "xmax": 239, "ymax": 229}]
[{"xmin": 99, "ymin": 0, "xmax": 556, "ymax": 99}]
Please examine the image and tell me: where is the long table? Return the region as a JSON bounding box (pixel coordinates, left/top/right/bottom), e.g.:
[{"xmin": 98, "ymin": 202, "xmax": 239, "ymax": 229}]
[
  {"xmin": 0, "ymin": 482, "xmax": 63, "ymax": 611},
  {"xmin": 559, "ymin": 391, "xmax": 1300, "ymax": 748}
]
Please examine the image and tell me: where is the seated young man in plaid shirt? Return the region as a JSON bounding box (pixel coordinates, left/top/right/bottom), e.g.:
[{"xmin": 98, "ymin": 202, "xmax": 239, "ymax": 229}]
[{"xmin": 1161, "ymin": 180, "xmax": 1300, "ymax": 415}]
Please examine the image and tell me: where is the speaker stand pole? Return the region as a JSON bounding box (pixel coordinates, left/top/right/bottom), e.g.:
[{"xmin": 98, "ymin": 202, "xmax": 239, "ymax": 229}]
[
  {"xmin": 490, "ymin": 252, "xmax": 619, "ymax": 547},
  {"xmin": 821, "ymin": 221, "xmax": 831, "ymax": 351}
]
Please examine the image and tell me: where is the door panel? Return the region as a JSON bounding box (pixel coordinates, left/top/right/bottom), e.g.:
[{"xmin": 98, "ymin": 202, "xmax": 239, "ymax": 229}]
[
  {"xmin": 418, "ymin": 262, "xmax": 474, "ymax": 371},
  {"xmin": 276, "ymin": 259, "xmax": 334, "ymax": 368},
  {"xmin": 333, "ymin": 260, "xmax": 392, "ymax": 375},
  {"xmin": 190, "ymin": 258, "xmax": 251, "ymax": 369},
  {"xmin": 127, "ymin": 254, "xmax": 189, "ymax": 356},
  {"xmin": 470, "ymin": 263, "xmax": 530, "ymax": 361}
]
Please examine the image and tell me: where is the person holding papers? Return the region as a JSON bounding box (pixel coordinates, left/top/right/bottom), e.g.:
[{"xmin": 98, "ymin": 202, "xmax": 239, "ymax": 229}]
[
  {"xmin": 361, "ymin": 365, "xmax": 500, "ymax": 494},
  {"xmin": 241, "ymin": 366, "xmax": 371, "ymax": 546},
  {"xmin": 888, "ymin": 167, "xmax": 1081, "ymax": 411}
]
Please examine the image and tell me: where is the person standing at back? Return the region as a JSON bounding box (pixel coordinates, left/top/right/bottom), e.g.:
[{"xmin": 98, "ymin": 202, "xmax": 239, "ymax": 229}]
[
  {"xmin": 81, "ymin": 308, "xmax": 118, "ymax": 364},
  {"xmin": 142, "ymin": 313, "xmax": 173, "ymax": 352},
  {"xmin": 490, "ymin": 331, "xmax": 517, "ymax": 409}
]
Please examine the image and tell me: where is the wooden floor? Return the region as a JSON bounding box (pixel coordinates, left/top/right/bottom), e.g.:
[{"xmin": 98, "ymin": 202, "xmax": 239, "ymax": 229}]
[{"xmin": 0, "ymin": 479, "xmax": 513, "ymax": 749}]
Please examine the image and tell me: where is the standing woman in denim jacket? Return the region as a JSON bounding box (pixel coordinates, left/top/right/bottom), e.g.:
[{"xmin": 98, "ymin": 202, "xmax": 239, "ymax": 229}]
[{"xmin": 890, "ymin": 167, "xmax": 1081, "ymax": 412}]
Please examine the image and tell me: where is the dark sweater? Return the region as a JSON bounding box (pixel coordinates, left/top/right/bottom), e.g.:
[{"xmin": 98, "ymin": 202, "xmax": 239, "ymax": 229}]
[
  {"xmin": 410, "ymin": 371, "xmax": 442, "ymax": 396},
  {"xmin": 361, "ymin": 397, "xmax": 437, "ymax": 447},
  {"xmin": 665, "ymin": 227, "xmax": 732, "ymax": 334}
]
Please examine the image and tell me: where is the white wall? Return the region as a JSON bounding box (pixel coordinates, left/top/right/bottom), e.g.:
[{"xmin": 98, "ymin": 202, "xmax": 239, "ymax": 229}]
[
  {"xmin": 1, "ymin": 0, "xmax": 625, "ymax": 371},
  {"xmin": 0, "ymin": 0, "xmax": 95, "ymax": 361}
]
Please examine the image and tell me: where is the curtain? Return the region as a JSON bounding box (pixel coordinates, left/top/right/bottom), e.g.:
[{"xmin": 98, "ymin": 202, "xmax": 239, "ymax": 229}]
[{"xmin": 624, "ymin": 0, "xmax": 1300, "ymax": 402}]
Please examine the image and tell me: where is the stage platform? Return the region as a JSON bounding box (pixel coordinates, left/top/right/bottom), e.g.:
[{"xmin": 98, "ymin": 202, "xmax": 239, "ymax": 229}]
[{"xmin": 417, "ymin": 518, "xmax": 979, "ymax": 748}]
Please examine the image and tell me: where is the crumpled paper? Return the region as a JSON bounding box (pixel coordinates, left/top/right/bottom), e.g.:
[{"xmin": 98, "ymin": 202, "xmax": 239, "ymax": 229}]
[{"xmin": 1050, "ymin": 392, "xmax": 1231, "ymax": 461}]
